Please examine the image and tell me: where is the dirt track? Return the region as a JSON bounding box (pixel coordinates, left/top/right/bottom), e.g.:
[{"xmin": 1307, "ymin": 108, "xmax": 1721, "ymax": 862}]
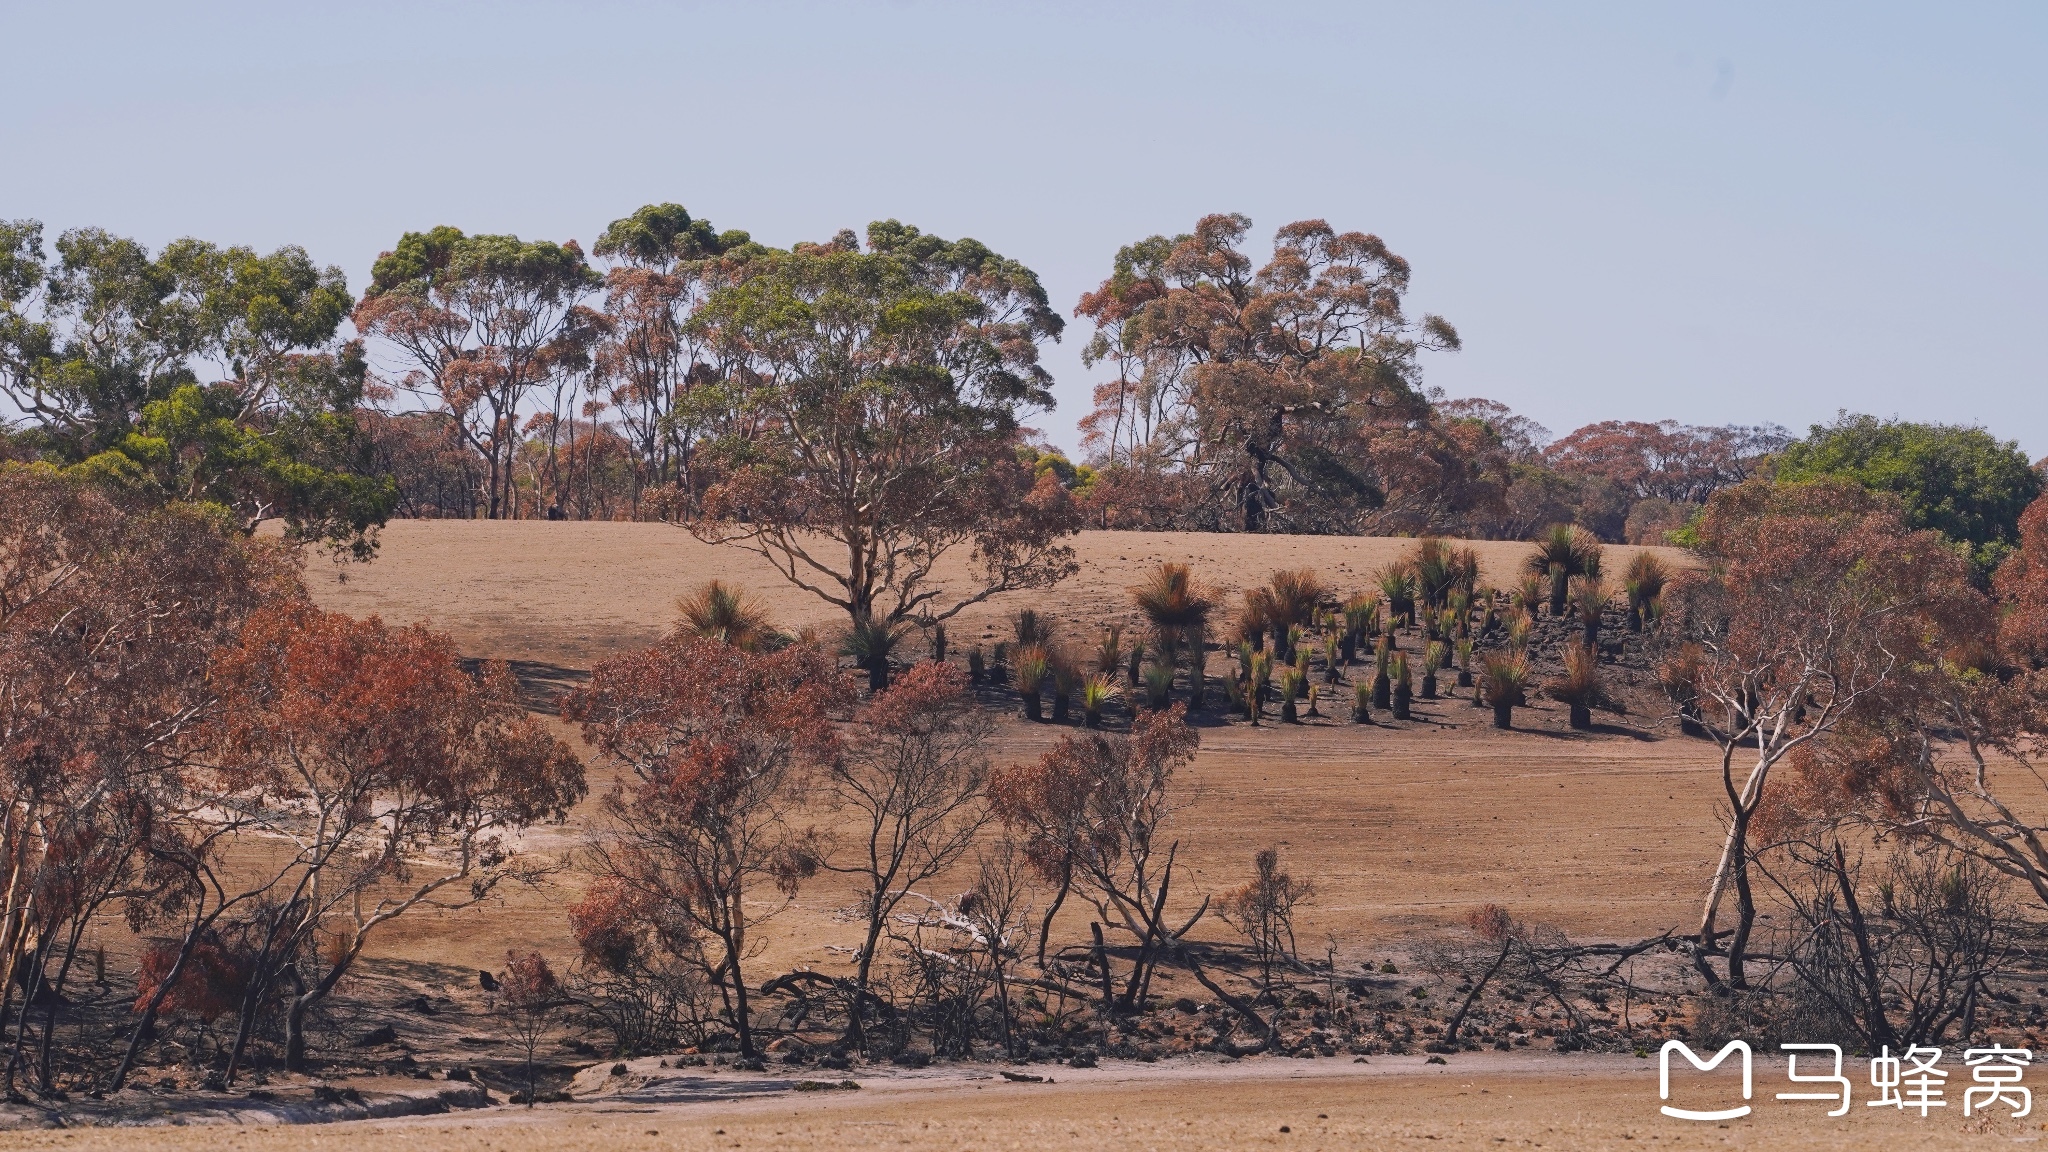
[{"xmin": 8, "ymin": 1054, "xmax": 2037, "ymax": 1150}]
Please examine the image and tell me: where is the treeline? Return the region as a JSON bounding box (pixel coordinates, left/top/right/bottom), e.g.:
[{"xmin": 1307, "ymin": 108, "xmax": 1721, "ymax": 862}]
[{"xmin": 7, "ymin": 211, "xmax": 2036, "ymax": 564}]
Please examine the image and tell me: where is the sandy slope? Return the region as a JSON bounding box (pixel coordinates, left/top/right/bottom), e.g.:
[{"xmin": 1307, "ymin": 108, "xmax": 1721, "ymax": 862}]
[{"xmin": 298, "ymin": 522, "xmax": 1712, "ymax": 977}]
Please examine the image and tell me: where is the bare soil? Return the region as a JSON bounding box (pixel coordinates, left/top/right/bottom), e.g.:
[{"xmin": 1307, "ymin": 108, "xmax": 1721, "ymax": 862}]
[{"xmin": 9, "ymin": 1054, "xmax": 2040, "ymax": 1150}]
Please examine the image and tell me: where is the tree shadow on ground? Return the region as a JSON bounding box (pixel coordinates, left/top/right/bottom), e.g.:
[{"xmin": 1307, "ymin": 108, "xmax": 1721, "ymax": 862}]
[{"xmin": 458, "ymin": 658, "xmax": 589, "ymax": 715}]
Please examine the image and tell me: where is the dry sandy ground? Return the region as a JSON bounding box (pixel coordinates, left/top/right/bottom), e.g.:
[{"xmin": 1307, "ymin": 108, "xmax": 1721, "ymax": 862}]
[
  {"xmin": 7, "ymin": 1055, "xmax": 2040, "ymax": 1151},
  {"xmin": 296, "ymin": 522, "xmax": 1713, "ymax": 977}
]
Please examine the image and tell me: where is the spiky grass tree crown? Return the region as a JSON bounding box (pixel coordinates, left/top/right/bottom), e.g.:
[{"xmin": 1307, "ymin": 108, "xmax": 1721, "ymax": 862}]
[
  {"xmin": 1265, "ymin": 568, "xmax": 1325, "ymax": 632},
  {"xmin": 1343, "ymin": 595, "xmax": 1376, "ymax": 638},
  {"xmin": 1015, "ymin": 608, "xmax": 1054, "ymax": 649},
  {"xmin": 1570, "ymin": 575, "xmax": 1609, "ymax": 620},
  {"xmin": 1414, "ymin": 537, "xmax": 1482, "ymax": 611},
  {"xmin": 1375, "ymin": 564, "xmax": 1418, "ymax": 623},
  {"xmin": 675, "ymin": 580, "xmax": 782, "ymax": 651},
  {"xmin": 1479, "ymin": 653, "xmax": 1530, "ymax": 706},
  {"xmin": 1546, "ymin": 643, "xmax": 1603, "ymax": 707},
  {"xmin": 1132, "ymin": 562, "xmax": 1213, "ymax": 631},
  {"xmin": 1095, "ymin": 625, "xmax": 1124, "ymax": 674},
  {"xmin": 1015, "ymin": 644, "xmax": 1050, "ymax": 693}
]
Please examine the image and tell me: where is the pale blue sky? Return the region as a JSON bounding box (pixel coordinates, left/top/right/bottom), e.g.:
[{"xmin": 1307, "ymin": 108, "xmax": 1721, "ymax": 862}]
[{"xmin": 3, "ymin": 1, "xmax": 2042, "ymax": 456}]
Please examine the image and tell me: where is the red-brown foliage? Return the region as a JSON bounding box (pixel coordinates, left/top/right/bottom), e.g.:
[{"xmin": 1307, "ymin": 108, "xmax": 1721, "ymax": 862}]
[
  {"xmin": 1995, "ymin": 493, "xmax": 2048, "ymax": 669},
  {"xmin": 567, "ymin": 636, "xmax": 845, "ymax": 1057}
]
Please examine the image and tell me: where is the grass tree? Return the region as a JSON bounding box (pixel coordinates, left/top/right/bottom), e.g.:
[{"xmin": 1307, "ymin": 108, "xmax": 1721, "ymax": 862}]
[
  {"xmin": 1371, "ymin": 636, "xmax": 1393, "ymax": 709},
  {"xmin": 1340, "ymin": 595, "xmax": 1375, "ymax": 663},
  {"xmin": 1247, "ymin": 649, "xmax": 1272, "ymax": 724},
  {"xmin": 1545, "ymin": 643, "xmax": 1606, "ymax": 730},
  {"xmin": 1390, "ymin": 653, "xmax": 1413, "ymax": 720},
  {"xmin": 1481, "ymin": 654, "xmax": 1530, "ymax": 729},
  {"xmin": 1375, "ymin": 565, "xmax": 1417, "ymax": 628},
  {"xmin": 1527, "ymin": 524, "xmax": 1602, "ymax": 616},
  {"xmin": 1049, "ymin": 647, "xmax": 1079, "ymax": 723},
  {"xmin": 1095, "ymin": 626, "xmax": 1125, "ymax": 676},
  {"xmin": 1132, "ymin": 562, "xmax": 1213, "ymax": 699},
  {"xmin": 1414, "ymin": 537, "xmax": 1480, "ymax": 615},
  {"xmin": 675, "ymin": 580, "xmax": 784, "ymax": 650},
  {"xmin": 1081, "ymin": 673, "xmax": 1119, "ymax": 727},
  {"xmin": 1278, "ymin": 669, "xmax": 1304, "ymax": 722},
  {"xmin": 1016, "ymin": 645, "xmax": 1050, "ymax": 721},
  {"xmin": 841, "ymin": 616, "xmax": 907, "ymax": 692},
  {"xmin": 1571, "ymin": 575, "xmax": 1610, "ymax": 651},
  {"xmin": 1623, "ymin": 552, "xmax": 1670, "ymax": 632}
]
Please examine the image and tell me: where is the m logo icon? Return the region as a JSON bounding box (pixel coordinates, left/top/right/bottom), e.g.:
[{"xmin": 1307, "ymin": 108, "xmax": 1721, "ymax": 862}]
[{"xmin": 1660, "ymin": 1040, "xmax": 1752, "ymax": 1121}]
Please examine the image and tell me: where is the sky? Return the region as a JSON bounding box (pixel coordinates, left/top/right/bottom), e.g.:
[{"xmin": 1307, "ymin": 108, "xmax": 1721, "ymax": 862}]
[{"xmin": 3, "ymin": 1, "xmax": 2043, "ymax": 457}]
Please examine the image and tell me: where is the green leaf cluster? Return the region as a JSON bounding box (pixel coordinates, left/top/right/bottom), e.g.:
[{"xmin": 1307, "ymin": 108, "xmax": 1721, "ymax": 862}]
[{"xmin": 1775, "ymin": 413, "xmax": 2042, "ymax": 575}]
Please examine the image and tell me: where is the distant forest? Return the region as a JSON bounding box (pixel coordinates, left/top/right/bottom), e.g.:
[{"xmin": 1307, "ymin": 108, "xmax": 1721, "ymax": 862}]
[{"xmin": 3, "ymin": 209, "xmax": 2037, "ymax": 567}]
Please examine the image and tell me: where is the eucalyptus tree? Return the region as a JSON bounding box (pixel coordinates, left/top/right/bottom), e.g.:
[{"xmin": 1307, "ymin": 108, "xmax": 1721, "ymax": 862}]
[
  {"xmin": 688, "ymin": 221, "xmax": 1079, "ymax": 650},
  {"xmin": 589, "ymin": 203, "xmax": 757, "ymax": 513},
  {"xmin": 354, "ymin": 227, "xmax": 601, "ymax": 518},
  {"xmin": 0, "ymin": 220, "xmax": 392, "ymax": 555},
  {"xmin": 1075, "ymin": 214, "xmax": 1464, "ymax": 533}
]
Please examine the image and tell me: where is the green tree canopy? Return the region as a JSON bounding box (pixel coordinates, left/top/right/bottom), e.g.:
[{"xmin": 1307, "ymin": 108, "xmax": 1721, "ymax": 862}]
[
  {"xmin": 1775, "ymin": 413, "xmax": 2042, "ymax": 574},
  {"xmin": 0, "ymin": 219, "xmax": 393, "ymax": 556},
  {"xmin": 355, "ymin": 226, "xmax": 601, "ymax": 520},
  {"xmin": 688, "ymin": 220, "xmax": 1077, "ymax": 641}
]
